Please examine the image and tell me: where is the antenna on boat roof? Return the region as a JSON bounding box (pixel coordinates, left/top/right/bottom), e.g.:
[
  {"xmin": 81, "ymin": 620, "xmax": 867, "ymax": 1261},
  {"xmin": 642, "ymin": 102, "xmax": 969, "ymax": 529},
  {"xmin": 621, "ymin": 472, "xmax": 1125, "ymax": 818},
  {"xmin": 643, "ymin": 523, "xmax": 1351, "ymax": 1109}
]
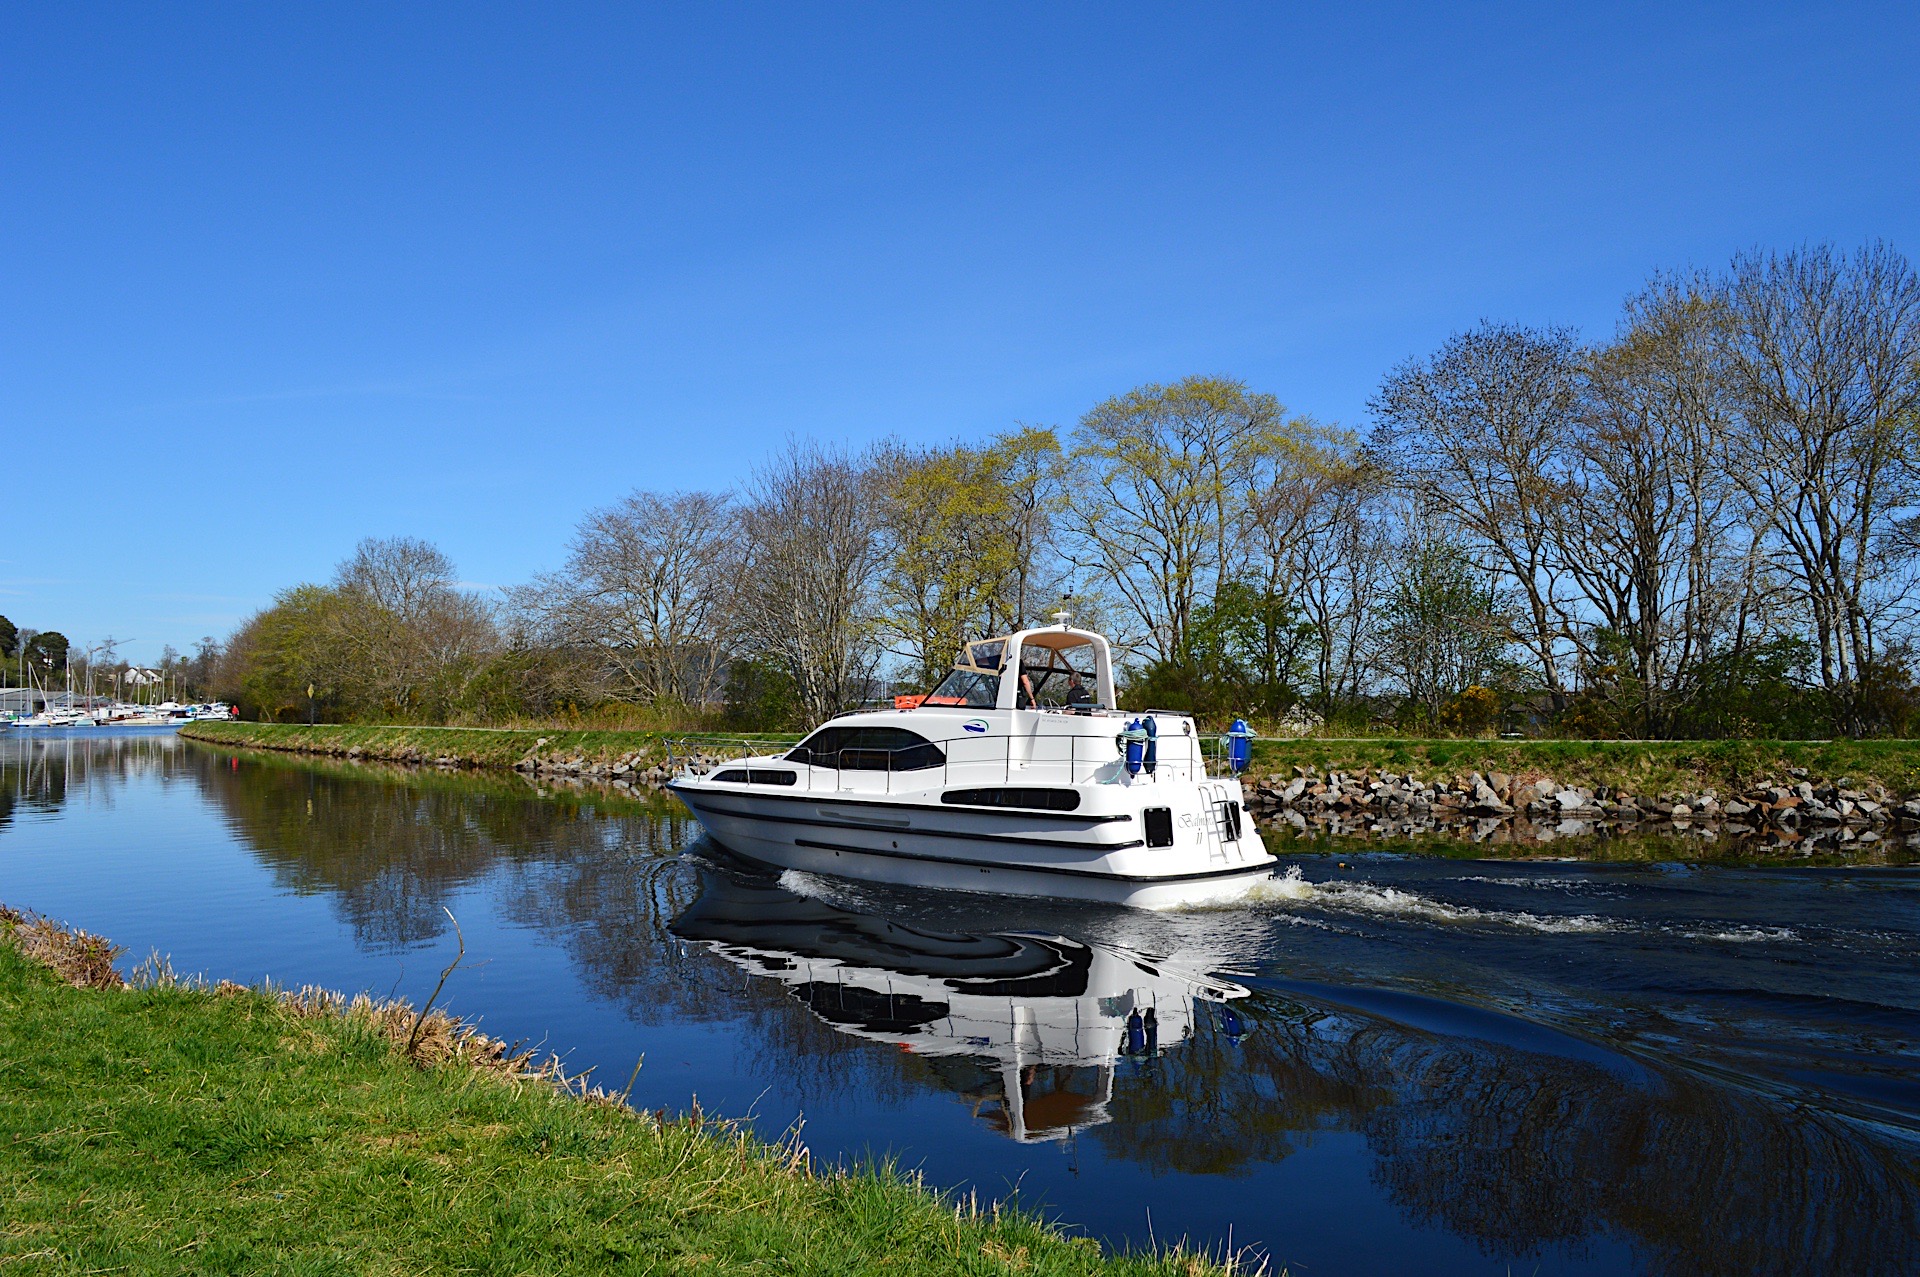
[{"xmin": 1052, "ymin": 597, "xmax": 1072, "ymax": 629}]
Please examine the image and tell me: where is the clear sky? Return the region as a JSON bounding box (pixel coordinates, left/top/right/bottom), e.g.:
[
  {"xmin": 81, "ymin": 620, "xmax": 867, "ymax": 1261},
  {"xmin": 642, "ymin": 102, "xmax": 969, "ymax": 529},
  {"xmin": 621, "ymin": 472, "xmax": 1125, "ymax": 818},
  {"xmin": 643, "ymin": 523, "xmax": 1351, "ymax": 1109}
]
[{"xmin": 4, "ymin": 4, "xmax": 1917, "ymax": 662}]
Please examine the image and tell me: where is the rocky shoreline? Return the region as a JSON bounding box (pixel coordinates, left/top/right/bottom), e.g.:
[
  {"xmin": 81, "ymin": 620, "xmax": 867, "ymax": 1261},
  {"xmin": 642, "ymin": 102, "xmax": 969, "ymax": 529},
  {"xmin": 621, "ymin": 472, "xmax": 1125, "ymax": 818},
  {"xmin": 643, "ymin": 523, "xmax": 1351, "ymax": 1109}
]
[
  {"xmin": 506, "ymin": 739, "xmax": 719, "ymax": 788},
  {"xmin": 1247, "ymin": 765, "xmax": 1920, "ymax": 848}
]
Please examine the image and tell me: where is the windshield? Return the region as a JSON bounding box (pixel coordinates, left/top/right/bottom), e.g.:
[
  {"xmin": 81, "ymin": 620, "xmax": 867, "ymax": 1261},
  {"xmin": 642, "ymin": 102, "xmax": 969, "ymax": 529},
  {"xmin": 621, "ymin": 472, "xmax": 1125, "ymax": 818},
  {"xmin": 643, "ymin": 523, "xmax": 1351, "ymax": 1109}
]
[
  {"xmin": 966, "ymin": 640, "xmax": 1005, "ymax": 671},
  {"xmin": 1015, "ymin": 643, "xmax": 1099, "ymax": 709},
  {"xmin": 921, "ymin": 668, "xmax": 1000, "ymax": 709}
]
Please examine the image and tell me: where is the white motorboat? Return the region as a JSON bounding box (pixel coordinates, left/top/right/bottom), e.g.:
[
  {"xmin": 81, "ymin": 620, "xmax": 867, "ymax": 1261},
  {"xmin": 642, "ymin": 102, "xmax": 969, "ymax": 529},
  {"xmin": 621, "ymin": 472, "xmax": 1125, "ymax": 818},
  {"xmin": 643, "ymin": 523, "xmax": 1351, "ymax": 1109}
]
[
  {"xmin": 668, "ymin": 620, "xmax": 1277, "ymax": 907},
  {"xmin": 12, "ymin": 707, "xmax": 94, "ymax": 728},
  {"xmin": 88, "ymin": 701, "xmax": 178, "ymax": 728}
]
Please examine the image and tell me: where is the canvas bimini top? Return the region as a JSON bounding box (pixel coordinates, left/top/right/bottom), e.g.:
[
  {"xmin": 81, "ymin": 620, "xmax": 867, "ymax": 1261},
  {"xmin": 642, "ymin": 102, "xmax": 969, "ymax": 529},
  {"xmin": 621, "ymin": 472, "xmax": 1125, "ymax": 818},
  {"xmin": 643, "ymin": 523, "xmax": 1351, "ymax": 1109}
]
[{"xmin": 917, "ymin": 624, "xmax": 1117, "ymax": 714}]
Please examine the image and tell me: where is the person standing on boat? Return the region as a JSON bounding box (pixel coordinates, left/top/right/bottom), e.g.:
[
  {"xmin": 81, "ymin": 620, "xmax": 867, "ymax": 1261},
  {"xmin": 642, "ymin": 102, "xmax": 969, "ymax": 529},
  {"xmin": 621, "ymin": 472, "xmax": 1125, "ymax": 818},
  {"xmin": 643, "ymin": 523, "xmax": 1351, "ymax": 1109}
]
[{"xmin": 1066, "ymin": 672, "xmax": 1093, "ymax": 707}]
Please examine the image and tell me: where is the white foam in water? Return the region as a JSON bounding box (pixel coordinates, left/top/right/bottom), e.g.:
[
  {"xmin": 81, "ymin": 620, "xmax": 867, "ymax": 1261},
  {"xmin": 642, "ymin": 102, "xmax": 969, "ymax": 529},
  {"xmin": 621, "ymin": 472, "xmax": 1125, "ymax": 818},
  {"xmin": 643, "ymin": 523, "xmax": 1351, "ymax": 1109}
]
[
  {"xmin": 1244, "ymin": 864, "xmax": 1318, "ymax": 902},
  {"xmin": 1254, "ymin": 867, "xmax": 1623, "ymax": 935},
  {"xmin": 1681, "ymin": 925, "xmax": 1801, "ymax": 943},
  {"xmin": 1458, "ymin": 875, "xmax": 1594, "ymax": 892}
]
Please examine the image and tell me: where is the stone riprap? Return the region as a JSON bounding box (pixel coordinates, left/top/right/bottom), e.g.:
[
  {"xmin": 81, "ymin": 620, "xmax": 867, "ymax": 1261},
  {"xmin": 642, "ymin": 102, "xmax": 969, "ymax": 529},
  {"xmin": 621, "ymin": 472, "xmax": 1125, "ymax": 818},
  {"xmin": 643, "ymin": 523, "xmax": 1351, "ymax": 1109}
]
[{"xmin": 1246, "ymin": 765, "xmax": 1920, "ymax": 848}]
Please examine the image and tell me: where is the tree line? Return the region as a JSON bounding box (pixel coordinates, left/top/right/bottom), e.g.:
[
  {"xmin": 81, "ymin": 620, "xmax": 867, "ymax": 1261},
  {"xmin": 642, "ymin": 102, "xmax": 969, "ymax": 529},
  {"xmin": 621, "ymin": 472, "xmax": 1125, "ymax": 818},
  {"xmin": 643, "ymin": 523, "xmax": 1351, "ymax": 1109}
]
[
  {"xmin": 212, "ymin": 241, "xmax": 1920, "ymax": 738},
  {"xmin": 0, "ymin": 617, "xmax": 222, "ymax": 705}
]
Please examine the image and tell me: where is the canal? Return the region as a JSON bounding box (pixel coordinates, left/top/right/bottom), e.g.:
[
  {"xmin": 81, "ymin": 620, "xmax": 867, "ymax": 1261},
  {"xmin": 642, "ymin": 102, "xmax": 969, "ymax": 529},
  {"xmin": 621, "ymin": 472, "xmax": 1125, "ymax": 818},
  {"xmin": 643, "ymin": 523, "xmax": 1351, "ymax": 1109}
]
[{"xmin": 2, "ymin": 730, "xmax": 1915, "ymax": 1274}]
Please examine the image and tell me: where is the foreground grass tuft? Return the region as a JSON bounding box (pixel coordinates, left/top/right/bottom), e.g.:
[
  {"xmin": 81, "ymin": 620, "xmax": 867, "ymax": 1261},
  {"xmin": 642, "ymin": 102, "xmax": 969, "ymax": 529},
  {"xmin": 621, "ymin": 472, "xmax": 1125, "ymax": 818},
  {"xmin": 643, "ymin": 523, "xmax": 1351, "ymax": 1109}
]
[{"xmin": 0, "ymin": 911, "xmax": 1241, "ymax": 1276}]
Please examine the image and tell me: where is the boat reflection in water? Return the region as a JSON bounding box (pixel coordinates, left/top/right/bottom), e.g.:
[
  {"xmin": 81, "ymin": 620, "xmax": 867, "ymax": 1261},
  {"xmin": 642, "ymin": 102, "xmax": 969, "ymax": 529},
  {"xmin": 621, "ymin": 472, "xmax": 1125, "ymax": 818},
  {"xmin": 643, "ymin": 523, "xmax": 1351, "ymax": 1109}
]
[{"xmin": 669, "ymin": 861, "xmax": 1245, "ymax": 1143}]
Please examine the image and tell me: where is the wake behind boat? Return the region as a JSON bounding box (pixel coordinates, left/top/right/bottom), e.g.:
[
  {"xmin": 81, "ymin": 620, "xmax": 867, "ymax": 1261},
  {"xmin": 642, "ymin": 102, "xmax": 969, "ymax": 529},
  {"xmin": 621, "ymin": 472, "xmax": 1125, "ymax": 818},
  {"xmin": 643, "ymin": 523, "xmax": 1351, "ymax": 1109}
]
[{"xmin": 667, "ymin": 618, "xmax": 1277, "ymax": 907}]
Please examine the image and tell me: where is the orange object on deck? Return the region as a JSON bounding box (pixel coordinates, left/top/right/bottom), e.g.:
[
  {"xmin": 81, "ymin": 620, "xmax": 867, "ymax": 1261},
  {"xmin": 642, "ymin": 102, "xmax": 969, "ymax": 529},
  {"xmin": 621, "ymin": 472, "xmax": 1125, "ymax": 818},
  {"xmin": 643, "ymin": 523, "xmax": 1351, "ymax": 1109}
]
[{"xmin": 893, "ymin": 694, "xmax": 928, "ymax": 710}]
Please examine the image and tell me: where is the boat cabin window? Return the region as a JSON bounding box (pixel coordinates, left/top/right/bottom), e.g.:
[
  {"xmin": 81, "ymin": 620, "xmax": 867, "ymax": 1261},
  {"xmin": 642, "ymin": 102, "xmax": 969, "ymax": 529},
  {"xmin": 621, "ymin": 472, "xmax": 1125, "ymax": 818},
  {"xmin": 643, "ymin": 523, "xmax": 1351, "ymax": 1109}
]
[
  {"xmin": 787, "ymin": 726, "xmax": 946, "ymax": 772},
  {"xmin": 921, "ymin": 667, "xmax": 1000, "ymax": 709},
  {"xmin": 1015, "ymin": 642, "xmax": 1101, "ymax": 710}
]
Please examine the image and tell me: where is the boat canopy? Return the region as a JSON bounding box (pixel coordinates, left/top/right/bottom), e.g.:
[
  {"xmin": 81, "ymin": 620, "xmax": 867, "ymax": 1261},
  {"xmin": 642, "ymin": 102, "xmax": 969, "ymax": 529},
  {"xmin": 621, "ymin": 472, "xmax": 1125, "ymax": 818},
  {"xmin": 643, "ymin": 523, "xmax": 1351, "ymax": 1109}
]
[{"xmin": 921, "ymin": 625, "xmax": 1116, "ymax": 712}]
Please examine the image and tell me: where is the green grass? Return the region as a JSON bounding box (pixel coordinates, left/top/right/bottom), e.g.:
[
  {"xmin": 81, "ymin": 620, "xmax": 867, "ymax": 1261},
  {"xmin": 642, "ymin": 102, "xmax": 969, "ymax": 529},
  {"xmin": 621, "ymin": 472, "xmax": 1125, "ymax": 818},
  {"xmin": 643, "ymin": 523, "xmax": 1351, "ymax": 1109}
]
[
  {"xmin": 1244, "ymin": 736, "xmax": 1920, "ymax": 796},
  {"xmin": 0, "ymin": 941, "xmax": 1231, "ymax": 1276},
  {"xmin": 179, "ymin": 721, "xmax": 801, "ymax": 770}
]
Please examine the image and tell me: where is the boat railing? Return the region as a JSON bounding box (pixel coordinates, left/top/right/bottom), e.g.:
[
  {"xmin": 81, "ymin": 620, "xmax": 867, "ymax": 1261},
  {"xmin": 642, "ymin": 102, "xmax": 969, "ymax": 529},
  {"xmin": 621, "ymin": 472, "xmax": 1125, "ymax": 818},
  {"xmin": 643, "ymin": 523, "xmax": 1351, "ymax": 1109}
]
[
  {"xmin": 673, "ymin": 730, "xmax": 1213, "ymax": 794},
  {"xmin": 664, "ymin": 735, "xmax": 800, "ymax": 776}
]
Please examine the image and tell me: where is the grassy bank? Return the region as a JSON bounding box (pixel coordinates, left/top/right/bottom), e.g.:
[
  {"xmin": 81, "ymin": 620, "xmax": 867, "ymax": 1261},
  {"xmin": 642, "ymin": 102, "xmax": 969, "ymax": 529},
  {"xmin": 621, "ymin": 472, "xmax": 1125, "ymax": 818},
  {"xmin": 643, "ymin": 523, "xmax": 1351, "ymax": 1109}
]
[
  {"xmin": 1244, "ymin": 737, "xmax": 1920, "ymax": 797},
  {"xmin": 178, "ymin": 720, "xmax": 757, "ymax": 770},
  {"xmin": 184, "ymin": 721, "xmax": 1920, "ymax": 797},
  {"xmin": 0, "ymin": 907, "xmax": 1229, "ymax": 1276}
]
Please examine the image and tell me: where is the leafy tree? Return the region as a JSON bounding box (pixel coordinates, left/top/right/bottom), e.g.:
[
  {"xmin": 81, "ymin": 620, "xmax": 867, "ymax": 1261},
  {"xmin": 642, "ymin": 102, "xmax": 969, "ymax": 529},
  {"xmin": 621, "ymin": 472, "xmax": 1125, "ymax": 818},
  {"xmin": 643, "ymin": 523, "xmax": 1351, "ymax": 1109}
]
[
  {"xmin": 1667, "ymin": 637, "xmax": 1823, "ymax": 739},
  {"xmin": 25, "ymin": 631, "xmax": 69, "ymax": 675},
  {"xmin": 1131, "ymin": 581, "xmax": 1314, "ymax": 722},
  {"xmin": 872, "ymin": 441, "xmax": 1020, "ymax": 686},
  {"xmin": 720, "ymin": 658, "xmax": 801, "ymax": 731},
  {"xmin": 228, "ymin": 586, "xmax": 348, "ymax": 721},
  {"xmin": 1065, "ymin": 375, "xmax": 1287, "ymax": 661},
  {"xmin": 1377, "ymin": 540, "xmax": 1515, "ymax": 732},
  {"xmin": 330, "ymin": 537, "xmax": 499, "ymax": 720},
  {"xmin": 0, "ymin": 615, "xmax": 15, "ymax": 661}
]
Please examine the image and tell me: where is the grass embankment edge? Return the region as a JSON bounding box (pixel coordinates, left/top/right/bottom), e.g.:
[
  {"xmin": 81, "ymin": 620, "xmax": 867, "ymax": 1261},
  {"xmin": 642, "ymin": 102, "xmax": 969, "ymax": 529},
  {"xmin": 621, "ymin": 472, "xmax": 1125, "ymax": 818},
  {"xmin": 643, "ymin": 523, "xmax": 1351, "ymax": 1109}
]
[
  {"xmin": 179, "ymin": 720, "xmax": 746, "ymax": 770},
  {"xmin": 182, "ymin": 721, "xmax": 1920, "ymax": 797},
  {"xmin": 0, "ymin": 905, "xmax": 1239, "ymax": 1276}
]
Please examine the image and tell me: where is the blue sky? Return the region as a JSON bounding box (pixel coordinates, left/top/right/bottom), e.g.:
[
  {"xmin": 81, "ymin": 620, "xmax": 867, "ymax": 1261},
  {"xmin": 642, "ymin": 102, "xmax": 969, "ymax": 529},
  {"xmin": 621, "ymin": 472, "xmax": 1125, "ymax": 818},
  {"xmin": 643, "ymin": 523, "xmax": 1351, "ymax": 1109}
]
[{"xmin": 3, "ymin": 4, "xmax": 1916, "ymax": 662}]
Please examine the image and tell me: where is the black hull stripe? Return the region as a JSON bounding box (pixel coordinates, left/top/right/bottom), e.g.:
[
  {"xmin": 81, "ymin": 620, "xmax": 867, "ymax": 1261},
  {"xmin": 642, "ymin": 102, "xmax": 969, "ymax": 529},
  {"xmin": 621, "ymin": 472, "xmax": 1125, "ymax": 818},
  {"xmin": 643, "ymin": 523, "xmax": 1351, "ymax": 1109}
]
[
  {"xmin": 790, "ymin": 837, "xmax": 1276, "ymax": 885},
  {"xmin": 666, "ymin": 779, "xmax": 1133, "ymax": 824},
  {"xmin": 676, "ymin": 792, "xmax": 1145, "ymax": 853}
]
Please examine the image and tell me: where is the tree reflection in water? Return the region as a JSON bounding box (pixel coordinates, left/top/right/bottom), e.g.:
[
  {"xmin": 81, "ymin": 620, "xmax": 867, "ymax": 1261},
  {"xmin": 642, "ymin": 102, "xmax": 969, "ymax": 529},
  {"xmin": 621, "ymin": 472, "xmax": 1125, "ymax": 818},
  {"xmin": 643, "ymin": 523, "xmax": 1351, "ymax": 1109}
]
[
  {"xmin": 1105, "ymin": 996, "xmax": 1918, "ymax": 1274},
  {"xmin": 152, "ymin": 744, "xmax": 1920, "ymax": 1274}
]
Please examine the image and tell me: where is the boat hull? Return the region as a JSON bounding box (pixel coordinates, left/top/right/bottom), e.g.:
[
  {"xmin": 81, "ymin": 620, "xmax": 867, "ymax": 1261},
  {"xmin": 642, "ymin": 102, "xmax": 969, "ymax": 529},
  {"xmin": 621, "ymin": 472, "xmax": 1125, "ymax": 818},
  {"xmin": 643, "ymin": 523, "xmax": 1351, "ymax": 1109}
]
[{"xmin": 669, "ymin": 780, "xmax": 1279, "ymax": 908}]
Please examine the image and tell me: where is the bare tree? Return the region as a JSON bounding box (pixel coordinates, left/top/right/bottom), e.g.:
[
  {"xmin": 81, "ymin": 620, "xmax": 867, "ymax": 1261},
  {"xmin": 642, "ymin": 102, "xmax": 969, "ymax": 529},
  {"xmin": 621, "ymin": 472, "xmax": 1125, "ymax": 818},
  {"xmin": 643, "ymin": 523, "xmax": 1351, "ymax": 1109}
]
[
  {"xmin": 735, "ymin": 442, "xmax": 883, "ymax": 726},
  {"xmin": 332, "ymin": 536, "xmax": 498, "ymax": 719},
  {"xmin": 517, "ymin": 491, "xmax": 738, "ymax": 707},
  {"xmin": 1239, "ymin": 423, "xmax": 1387, "ymax": 715},
  {"xmin": 1371, "ymin": 324, "xmax": 1582, "ymax": 711},
  {"xmin": 1556, "ymin": 278, "xmax": 1746, "ymax": 734},
  {"xmin": 1720, "ymin": 241, "xmax": 1920, "ymax": 729}
]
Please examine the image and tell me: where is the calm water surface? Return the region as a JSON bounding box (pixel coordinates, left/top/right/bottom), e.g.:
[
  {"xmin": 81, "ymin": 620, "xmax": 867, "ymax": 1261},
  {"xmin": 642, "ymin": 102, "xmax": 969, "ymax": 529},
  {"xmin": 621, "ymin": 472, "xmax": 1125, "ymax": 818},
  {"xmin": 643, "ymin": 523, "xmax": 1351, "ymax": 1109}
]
[{"xmin": 3, "ymin": 731, "xmax": 1916, "ymax": 1275}]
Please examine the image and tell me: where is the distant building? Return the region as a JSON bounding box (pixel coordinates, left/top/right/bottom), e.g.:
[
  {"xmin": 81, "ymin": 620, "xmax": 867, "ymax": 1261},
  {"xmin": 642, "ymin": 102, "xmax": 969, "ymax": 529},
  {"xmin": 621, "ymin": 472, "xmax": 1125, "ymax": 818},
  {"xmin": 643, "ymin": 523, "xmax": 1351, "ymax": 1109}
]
[{"xmin": 0, "ymin": 688, "xmax": 48, "ymax": 714}]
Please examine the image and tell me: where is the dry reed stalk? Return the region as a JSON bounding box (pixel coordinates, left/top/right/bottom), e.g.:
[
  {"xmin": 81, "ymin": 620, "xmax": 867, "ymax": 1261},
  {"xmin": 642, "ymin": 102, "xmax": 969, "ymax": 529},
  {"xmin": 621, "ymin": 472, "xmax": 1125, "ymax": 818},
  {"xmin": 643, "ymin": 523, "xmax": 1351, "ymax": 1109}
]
[{"xmin": 0, "ymin": 904, "xmax": 127, "ymax": 990}]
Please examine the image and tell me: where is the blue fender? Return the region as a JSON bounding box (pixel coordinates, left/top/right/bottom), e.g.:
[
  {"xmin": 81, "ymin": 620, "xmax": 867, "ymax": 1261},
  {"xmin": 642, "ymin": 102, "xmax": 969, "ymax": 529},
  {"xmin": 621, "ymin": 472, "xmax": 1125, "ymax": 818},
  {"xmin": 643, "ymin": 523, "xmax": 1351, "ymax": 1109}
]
[
  {"xmin": 1227, "ymin": 718, "xmax": 1253, "ymax": 774},
  {"xmin": 1122, "ymin": 719, "xmax": 1146, "ymax": 775}
]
